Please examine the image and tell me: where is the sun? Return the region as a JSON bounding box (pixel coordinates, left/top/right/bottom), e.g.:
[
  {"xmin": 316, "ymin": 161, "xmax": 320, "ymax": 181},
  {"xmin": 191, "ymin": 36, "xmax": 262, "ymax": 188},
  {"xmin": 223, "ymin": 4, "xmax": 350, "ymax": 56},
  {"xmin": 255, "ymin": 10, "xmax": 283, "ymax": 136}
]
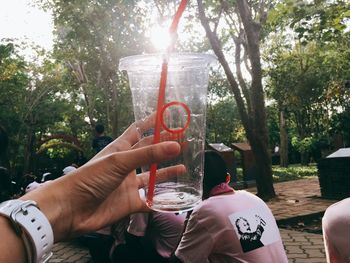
[{"xmin": 150, "ymin": 23, "xmax": 173, "ymax": 51}]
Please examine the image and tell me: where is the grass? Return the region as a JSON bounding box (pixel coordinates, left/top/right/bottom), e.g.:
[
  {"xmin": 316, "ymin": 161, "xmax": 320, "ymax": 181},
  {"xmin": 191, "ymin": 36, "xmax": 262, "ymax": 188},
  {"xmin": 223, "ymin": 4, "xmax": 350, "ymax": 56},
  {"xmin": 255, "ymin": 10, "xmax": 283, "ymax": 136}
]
[
  {"xmin": 272, "ymin": 163, "xmax": 318, "ymax": 183},
  {"xmin": 234, "ymin": 164, "xmax": 318, "ymax": 183}
]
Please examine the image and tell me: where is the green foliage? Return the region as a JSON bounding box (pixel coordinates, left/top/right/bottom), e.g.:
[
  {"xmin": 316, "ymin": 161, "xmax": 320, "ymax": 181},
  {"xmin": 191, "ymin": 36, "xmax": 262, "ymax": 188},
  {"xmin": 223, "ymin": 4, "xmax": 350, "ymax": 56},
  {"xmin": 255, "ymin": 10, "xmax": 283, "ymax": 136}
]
[
  {"xmin": 291, "ymin": 136, "xmax": 315, "ymax": 155},
  {"xmin": 264, "ymin": 0, "xmax": 350, "ymax": 163},
  {"xmin": 330, "ymin": 107, "xmax": 350, "ymax": 147},
  {"xmin": 272, "ymin": 163, "xmax": 317, "ymax": 182},
  {"xmin": 44, "ymin": 0, "xmax": 151, "ymax": 137},
  {"xmin": 0, "ymin": 40, "xmax": 93, "ymax": 173},
  {"xmin": 265, "ymin": 34, "xmax": 350, "ymax": 160},
  {"xmin": 267, "ymin": 0, "xmax": 350, "ymax": 43},
  {"xmin": 266, "ymin": 105, "xmax": 280, "ymax": 148},
  {"xmin": 206, "ymin": 73, "xmax": 244, "ymax": 145}
]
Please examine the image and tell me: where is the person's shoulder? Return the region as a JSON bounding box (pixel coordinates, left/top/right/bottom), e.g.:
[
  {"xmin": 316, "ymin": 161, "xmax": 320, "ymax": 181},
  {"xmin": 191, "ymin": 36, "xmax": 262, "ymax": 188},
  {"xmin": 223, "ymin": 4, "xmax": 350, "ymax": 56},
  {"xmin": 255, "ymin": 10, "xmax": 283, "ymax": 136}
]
[
  {"xmin": 99, "ymin": 135, "xmax": 113, "ymax": 141},
  {"xmin": 193, "ymin": 198, "xmax": 220, "ymax": 216},
  {"xmin": 235, "ymin": 190, "xmax": 265, "ymax": 201}
]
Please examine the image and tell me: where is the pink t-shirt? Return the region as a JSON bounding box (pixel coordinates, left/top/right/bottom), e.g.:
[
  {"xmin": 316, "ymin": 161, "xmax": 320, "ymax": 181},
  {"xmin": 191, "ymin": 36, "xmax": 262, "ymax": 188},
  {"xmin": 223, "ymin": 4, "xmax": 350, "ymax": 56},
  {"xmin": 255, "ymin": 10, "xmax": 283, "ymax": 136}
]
[
  {"xmin": 128, "ymin": 211, "xmax": 186, "ymax": 258},
  {"xmin": 322, "ymin": 198, "xmax": 350, "ymax": 263},
  {"xmin": 175, "ymin": 190, "xmax": 288, "ymax": 263}
]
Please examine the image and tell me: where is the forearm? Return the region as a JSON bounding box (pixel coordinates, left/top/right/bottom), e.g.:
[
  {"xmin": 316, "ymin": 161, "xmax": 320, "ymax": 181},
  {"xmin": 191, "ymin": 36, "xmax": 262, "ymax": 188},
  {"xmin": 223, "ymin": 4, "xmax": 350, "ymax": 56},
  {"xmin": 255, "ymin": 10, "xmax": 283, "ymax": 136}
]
[
  {"xmin": 0, "ymin": 175, "xmax": 75, "ymax": 263},
  {"xmin": 0, "ymin": 216, "xmax": 26, "ymax": 263}
]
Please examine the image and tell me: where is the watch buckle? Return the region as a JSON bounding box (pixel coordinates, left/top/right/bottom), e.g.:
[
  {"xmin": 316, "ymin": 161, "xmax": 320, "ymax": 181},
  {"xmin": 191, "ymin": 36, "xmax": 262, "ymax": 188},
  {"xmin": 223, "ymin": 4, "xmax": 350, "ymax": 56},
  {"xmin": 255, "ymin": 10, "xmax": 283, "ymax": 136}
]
[{"xmin": 10, "ymin": 200, "xmax": 37, "ymax": 235}]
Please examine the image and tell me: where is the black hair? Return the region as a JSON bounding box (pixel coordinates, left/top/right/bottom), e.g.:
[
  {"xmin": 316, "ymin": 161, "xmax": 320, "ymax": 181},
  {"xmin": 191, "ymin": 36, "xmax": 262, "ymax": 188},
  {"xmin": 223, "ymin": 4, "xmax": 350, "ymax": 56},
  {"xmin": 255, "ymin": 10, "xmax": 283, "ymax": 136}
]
[
  {"xmin": 95, "ymin": 124, "xmax": 105, "ymax": 134},
  {"xmin": 203, "ymin": 150, "xmax": 228, "ymax": 191}
]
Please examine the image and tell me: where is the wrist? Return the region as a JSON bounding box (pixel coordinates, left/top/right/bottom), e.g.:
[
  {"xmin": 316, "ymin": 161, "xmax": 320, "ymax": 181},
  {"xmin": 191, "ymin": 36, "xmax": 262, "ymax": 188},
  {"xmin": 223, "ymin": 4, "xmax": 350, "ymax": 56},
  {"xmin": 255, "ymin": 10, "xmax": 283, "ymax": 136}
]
[
  {"xmin": 0, "ymin": 200, "xmax": 54, "ymax": 263},
  {"xmin": 20, "ymin": 177, "xmax": 74, "ymax": 242}
]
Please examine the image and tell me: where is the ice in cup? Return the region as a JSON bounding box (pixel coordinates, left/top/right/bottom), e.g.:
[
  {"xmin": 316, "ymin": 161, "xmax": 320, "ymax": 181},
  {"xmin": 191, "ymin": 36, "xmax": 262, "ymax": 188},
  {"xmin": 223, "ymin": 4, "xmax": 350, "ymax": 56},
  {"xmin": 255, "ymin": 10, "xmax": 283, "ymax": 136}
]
[{"xmin": 119, "ymin": 53, "xmax": 217, "ymax": 212}]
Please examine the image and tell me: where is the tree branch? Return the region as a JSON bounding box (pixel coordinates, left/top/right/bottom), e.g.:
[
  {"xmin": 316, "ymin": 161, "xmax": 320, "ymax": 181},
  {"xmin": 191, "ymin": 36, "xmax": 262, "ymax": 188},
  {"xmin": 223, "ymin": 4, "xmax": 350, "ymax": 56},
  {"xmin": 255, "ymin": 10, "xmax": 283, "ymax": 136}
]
[
  {"xmin": 197, "ymin": 0, "xmax": 252, "ymax": 132},
  {"xmin": 234, "ymin": 29, "xmax": 252, "ymax": 115}
]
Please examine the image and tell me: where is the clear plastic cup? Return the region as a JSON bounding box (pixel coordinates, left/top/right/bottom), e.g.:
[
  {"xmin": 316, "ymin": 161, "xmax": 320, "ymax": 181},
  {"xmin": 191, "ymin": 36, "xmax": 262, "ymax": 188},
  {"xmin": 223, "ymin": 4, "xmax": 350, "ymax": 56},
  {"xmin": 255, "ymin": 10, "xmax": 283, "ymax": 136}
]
[{"xmin": 119, "ymin": 53, "xmax": 217, "ymax": 213}]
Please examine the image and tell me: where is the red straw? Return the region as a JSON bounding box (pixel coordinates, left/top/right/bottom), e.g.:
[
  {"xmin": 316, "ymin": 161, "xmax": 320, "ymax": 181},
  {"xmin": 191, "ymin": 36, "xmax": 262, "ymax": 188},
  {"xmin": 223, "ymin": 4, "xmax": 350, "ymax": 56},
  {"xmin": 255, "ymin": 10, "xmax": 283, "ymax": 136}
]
[{"xmin": 146, "ymin": 0, "xmax": 188, "ymax": 207}]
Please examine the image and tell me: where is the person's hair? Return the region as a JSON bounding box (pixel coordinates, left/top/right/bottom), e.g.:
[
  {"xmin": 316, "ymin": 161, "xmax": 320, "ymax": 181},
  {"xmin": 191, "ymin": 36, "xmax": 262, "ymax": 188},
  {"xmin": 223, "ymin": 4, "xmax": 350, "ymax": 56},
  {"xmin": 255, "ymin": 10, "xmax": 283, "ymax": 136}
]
[
  {"xmin": 235, "ymin": 217, "xmax": 249, "ymax": 235},
  {"xmin": 20, "ymin": 174, "xmax": 36, "ymax": 189},
  {"xmin": 95, "ymin": 124, "xmax": 105, "ymax": 134},
  {"xmin": 203, "ymin": 150, "xmax": 228, "ymax": 190}
]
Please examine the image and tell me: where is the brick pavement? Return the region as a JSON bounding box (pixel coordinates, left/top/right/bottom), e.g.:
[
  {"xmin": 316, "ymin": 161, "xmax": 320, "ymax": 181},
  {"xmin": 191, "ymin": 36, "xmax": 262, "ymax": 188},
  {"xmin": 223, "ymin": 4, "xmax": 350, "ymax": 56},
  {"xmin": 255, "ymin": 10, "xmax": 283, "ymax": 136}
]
[
  {"xmin": 245, "ymin": 177, "xmax": 336, "ymax": 221},
  {"xmin": 49, "ymin": 240, "xmax": 92, "ymax": 263},
  {"xmin": 281, "ymin": 229, "xmax": 327, "ymax": 263},
  {"xmin": 49, "ymin": 178, "xmax": 339, "ymax": 263}
]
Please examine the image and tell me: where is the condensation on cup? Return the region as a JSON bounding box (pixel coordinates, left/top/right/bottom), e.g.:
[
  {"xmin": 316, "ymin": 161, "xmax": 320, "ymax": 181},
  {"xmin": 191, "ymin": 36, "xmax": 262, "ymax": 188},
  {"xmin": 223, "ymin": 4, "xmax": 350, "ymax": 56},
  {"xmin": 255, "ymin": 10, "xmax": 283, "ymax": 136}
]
[{"xmin": 119, "ymin": 53, "xmax": 217, "ymax": 213}]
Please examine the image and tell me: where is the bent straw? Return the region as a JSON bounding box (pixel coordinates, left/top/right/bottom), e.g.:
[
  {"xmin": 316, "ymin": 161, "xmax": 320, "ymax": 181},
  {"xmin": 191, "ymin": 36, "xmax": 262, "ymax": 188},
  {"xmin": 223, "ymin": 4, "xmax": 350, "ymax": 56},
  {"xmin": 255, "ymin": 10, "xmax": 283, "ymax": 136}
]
[{"xmin": 146, "ymin": 0, "xmax": 188, "ymax": 207}]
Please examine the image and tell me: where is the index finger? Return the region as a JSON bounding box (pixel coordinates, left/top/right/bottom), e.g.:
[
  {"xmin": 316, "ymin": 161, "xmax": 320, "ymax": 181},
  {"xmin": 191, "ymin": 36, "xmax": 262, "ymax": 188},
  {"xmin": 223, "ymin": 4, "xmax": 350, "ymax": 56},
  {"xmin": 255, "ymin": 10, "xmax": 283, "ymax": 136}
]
[{"xmin": 118, "ymin": 112, "xmax": 157, "ymax": 147}]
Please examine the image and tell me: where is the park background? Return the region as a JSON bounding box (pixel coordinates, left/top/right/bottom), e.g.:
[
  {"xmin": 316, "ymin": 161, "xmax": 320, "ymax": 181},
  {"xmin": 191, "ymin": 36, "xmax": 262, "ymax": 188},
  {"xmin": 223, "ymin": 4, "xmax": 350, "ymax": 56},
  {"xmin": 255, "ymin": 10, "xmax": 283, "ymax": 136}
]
[{"xmin": 0, "ymin": 0, "xmax": 349, "ymax": 200}]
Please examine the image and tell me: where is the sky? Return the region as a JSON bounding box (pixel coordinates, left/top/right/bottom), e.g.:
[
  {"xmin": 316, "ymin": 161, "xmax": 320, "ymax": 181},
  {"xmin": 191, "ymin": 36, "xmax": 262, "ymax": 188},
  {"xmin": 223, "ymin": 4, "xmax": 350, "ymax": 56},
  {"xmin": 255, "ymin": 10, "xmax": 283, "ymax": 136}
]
[{"xmin": 0, "ymin": 0, "xmax": 54, "ymax": 52}]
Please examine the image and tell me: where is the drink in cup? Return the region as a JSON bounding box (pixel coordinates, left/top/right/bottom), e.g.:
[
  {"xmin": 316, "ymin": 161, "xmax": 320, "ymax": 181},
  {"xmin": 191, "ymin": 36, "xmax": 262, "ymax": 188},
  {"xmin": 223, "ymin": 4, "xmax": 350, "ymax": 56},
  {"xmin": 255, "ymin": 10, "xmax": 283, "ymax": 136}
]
[{"xmin": 119, "ymin": 53, "xmax": 217, "ymax": 212}]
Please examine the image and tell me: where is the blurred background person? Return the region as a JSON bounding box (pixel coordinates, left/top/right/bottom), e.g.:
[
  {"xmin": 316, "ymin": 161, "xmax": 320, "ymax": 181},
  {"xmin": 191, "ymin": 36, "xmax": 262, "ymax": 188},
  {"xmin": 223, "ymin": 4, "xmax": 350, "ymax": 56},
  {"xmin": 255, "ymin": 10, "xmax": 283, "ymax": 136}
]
[{"xmin": 92, "ymin": 124, "xmax": 113, "ymax": 153}]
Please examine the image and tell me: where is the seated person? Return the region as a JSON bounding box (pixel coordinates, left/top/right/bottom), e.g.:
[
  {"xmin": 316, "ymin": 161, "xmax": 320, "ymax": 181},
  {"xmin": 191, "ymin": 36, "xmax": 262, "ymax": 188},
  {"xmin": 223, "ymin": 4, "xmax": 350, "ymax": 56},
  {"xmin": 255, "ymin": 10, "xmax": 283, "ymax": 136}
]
[
  {"xmin": 171, "ymin": 150, "xmax": 288, "ymax": 263},
  {"xmin": 111, "ymin": 189, "xmax": 186, "ymax": 263},
  {"xmin": 20, "ymin": 173, "xmax": 37, "ymax": 195},
  {"xmin": 322, "ymin": 198, "xmax": 350, "ymax": 263}
]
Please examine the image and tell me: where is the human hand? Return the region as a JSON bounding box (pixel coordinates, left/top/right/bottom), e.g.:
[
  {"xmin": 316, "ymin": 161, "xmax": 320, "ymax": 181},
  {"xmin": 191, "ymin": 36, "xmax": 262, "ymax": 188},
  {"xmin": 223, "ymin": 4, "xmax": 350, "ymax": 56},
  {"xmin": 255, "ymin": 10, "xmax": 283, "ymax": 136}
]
[
  {"xmin": 22, "ymin": 119, "xmax": 185, "ymax": 242},
  {"xmin": 255, "ymin": 215, "xmax": 266, "ymax": 226}
]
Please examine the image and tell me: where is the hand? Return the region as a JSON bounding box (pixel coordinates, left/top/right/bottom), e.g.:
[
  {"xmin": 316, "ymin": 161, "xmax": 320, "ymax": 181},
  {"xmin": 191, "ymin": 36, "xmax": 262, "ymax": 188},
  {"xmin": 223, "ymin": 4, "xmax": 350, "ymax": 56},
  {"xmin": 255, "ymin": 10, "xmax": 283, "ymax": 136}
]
[
  {"xmin": 22, "ymin": 119, "xmax": 184, "ymax": 242},
  {"xmin": 255, "ymin": 215, "xmax": 266, "ymax": 226}
]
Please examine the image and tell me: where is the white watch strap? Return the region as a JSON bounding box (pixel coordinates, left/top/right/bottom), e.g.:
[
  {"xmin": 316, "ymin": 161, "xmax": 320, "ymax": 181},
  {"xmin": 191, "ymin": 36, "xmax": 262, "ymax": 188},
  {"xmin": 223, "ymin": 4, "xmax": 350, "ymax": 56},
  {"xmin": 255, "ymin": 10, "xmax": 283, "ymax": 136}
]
[{"xmin": 0, "ymin": 200, "xmax": 54, "ymax": 263}]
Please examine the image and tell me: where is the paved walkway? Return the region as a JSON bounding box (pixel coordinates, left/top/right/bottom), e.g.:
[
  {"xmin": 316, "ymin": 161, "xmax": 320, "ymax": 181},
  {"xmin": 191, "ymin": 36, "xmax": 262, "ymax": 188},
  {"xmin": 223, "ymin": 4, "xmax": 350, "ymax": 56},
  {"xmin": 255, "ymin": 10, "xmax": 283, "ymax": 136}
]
[
  {"xmin": 282, "ymin": 229, "xmax": 326, "ymax": 263},
  {"xmin": 49, "ymin": 178, "xmax": 339, "ymax": 263},
  {"xmin": 246, "ymin": 178, "xmax": 335, "ymax": 221}
]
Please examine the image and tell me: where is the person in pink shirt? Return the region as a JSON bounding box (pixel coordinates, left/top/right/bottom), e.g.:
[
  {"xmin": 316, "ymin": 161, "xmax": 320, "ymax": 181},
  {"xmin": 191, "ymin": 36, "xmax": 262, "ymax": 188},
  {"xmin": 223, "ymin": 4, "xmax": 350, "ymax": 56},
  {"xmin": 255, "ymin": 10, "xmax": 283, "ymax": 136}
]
[
  {"xmin": 322, "ymin": 198, "xmax": 350, "ymax": 263},
  {"xmin": 171, "ymin": 150, "xmax": 288, "ymax": 263},
  {"xmin": 109, "ymin": 189, "xmax": 186, "ymax": 263},
  {"xmin": 128, "ymin": 211, "xmax": 186, "ymax": 261}
]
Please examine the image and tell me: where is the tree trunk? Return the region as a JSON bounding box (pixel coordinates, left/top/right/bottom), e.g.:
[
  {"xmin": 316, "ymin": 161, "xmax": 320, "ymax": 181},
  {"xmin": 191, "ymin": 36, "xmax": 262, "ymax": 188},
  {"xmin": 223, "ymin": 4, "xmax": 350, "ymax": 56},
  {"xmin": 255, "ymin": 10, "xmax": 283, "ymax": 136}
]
[
  {"xmin": 110, "ymin": 84, "xmax": 119, "ymax": 138},
  {"xmin": 197, "ymin": 0, "xmax": 275, "ymax": 199},
  {"xmin": 250, "ymin": 135, "xmax": 274, "ymax": 200},
  {"xmin": 236, "ymin": 0, "xmax": 275, "ymax": 199},
  {"xmin": 279, "ymin": 109, "xmax": 289, "ymax": 167},
  {"xmin": 23, "ymin": 125, "xmax": 36, "ymax": 174},
  {"xmin": 300, "ymin": 152, "xmax": 309, "ymax": 166}
]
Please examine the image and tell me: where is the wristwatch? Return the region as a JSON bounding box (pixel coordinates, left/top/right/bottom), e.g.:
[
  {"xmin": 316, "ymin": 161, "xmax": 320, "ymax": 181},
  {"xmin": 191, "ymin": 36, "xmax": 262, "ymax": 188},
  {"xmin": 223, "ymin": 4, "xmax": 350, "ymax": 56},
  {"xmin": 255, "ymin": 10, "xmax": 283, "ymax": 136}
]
[{"xmin": 0, "ymin": 199, "xmax": 54, "ymax": 263}]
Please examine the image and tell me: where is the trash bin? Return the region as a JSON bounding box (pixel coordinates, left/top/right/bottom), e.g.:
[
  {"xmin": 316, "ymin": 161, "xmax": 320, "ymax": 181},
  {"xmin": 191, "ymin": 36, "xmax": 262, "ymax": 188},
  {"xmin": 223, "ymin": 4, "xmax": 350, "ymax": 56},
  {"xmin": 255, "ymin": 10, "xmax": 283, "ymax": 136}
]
[
  {"xmin": 317, "ymin": 148, "xmax": 350, "ymax": 199},
  {"xmin": 231, "ymin": 143, "xmax": 256, "ymax": 187},
  {"xmin": 208, "ymin": 143, "xmax": 237, "ymax": 182}
]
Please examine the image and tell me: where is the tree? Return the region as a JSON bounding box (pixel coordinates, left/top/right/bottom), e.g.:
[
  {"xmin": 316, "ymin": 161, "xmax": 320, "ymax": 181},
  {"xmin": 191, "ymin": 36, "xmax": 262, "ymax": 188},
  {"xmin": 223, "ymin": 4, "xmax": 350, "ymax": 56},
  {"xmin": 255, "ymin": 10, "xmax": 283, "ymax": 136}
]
[
  {"xmin": 207, "ymin": 73, "xmax": 243, "ymax": 145},
  {"xmin": 197, "ymin": 0, "xmax": 276, "ymax": 199},
  {"xmin": 268, "ymin": 0, "xmax": 350, "ymax": 44},
  {"xmin": 266, "ymin": 0, "xmax": 350, "ymax": 164},
  {"xmin": 0, "ymin": 41, "xmax": 72, "ymax": 174},
  {"xmin": 38, "ymin": 0, "xmax": 152, "ymax": 137}
]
